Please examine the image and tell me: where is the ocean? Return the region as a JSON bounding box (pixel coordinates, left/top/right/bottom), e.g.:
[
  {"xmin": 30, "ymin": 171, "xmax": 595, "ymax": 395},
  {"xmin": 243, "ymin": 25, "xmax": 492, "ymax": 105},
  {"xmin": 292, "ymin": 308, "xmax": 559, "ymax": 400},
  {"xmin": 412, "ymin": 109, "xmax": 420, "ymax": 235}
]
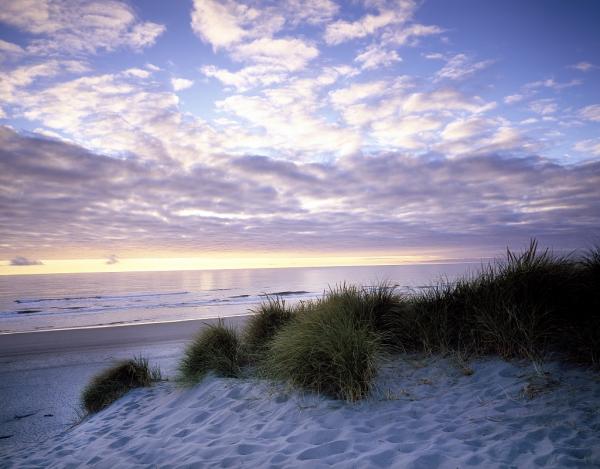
[{"xmin": 0, "ymin": 263, "xmax": 477, "ymax": 333}]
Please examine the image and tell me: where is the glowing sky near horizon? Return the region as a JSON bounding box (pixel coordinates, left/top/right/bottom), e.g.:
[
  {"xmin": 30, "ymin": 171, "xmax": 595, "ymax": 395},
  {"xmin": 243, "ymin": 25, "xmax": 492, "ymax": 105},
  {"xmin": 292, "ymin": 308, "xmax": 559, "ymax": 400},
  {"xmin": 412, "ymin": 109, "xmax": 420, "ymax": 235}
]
[{"xmin": 1, "ymin": 0, "xmax": 600, "ymax": 274}]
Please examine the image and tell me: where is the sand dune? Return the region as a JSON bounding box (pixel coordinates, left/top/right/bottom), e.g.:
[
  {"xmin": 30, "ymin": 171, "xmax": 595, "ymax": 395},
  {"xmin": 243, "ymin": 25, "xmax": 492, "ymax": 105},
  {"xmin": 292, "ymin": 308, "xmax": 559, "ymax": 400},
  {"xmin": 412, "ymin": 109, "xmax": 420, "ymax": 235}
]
[{"xmin": 3, "ymin": 357, "xmax": 599, "ymax": 468}]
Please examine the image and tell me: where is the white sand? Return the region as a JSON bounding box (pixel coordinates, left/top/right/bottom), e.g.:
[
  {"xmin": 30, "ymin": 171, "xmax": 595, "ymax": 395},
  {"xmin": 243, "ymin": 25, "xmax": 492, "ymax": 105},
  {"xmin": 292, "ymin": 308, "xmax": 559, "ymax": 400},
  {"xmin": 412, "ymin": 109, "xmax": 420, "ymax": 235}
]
[
  {"xmin": 3, "ymin": 357, "xmax": 599, "ymax": 468},
  {"xmin": 0, "ymin": 317, "xmax": 248, "ymax": 450}
]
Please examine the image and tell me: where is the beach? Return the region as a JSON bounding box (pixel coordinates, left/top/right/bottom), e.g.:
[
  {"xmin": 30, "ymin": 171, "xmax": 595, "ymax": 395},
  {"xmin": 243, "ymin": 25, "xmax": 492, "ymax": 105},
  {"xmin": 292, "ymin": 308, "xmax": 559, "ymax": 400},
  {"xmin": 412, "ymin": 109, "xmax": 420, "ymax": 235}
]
[
  {"xmin": 0, "ymin": 316, "xmax": 249, "ymax": 452},
  {"xmin": 2, "ymin": 260, "xmax": 600, "ymax": 467},
  {"xmin": 3, "ymin": 354, "xmax": 599, "ymax": 468}
]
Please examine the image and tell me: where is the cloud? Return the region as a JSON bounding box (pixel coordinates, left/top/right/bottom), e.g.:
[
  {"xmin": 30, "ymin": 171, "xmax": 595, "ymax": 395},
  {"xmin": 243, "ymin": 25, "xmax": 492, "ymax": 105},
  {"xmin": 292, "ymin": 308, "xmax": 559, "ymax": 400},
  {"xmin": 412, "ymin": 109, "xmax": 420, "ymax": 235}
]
[
  {"xmin": 524, "ymin": 78, "xmax": 582, "ymax": 91},
  {"xmin": 382, "ymin": 23, "xmax": 443, "ymax": 46},
  {"xmin": 434, "ymin": 54, "xmax": 494, "ymax": 81},
  {"xmin": 0, "ymin": 0, "xmax": 165, "ymax": 55},
  {"xmin": 325, "ymin": 10, "xmax": 400, "ymax": 45},
  {"xmin": 504, "ymin": 94, "xmax": 524, "ymax": 105},
  {"xmin": 402, "ymin": 89, "xmax": 495, "ymax": 114},
  {"xmin": 10, "ymin": 256, "xmax": 43, "ymax": 266},
  {"xmin": 371, "ymin": 114, "xmax": 443, "ymax": 149},
  {"xmin": 231, "ymin": 37, "xmax": 319, "ymax": 71},
  {"xmin": 529, "ymin": 98, "xmax": 558, "ymax": 116},
  {"xmin": 354, "ymin": 44, "xmax": 401, "ymax": 70},
  {"xmin": 2, "ymin": 126, "xmax": 599, "ymax": 258},
  {"xmin": 216, "ymin": 92, "xmax": 361, "ymax": 158},
  {"xmin": 190, "ymin": 0, "xmax": 319, "ymax": 78},
  {"xmin": 282, "ymin": 0, "xmax": 339, "ymax": 25},
  {"xmin": 570, "ymin": 62, "xmax": 597, "ymax": 72},
  {"xmin": 0, "ymin": 39, "xmax": 25, "ymax": 61},
  {"xmin": 190, "ymin": 0, "xmax": 284, "ymax": 50},
  {"xmin": 191, "ymin": 0, "xmax": 253, "ymax": 49},
  {"xmin": 3, "ymin": 70, "xmax": 216, "ymax": 164},
  {"xmin": 579, "ymin": 104, "xmax": 600, "ymax": 122},
  {"xmin": 106, "ymin": 254, "xmax": 119, "ymax": 265},
  {"xmin": 441, "ymin": 117, "xmax": 492, "ymax": 141},
  {"xmin": 171, "ymin": 78, "xmax": 194, "ymax": 91},
  {"xmin": 329, "ymin": 81, "xmax": 388, "ymax": 107},
  {"xmin": 574, "ymin": 139, "xmax": 600, "ymax": 156},
  {"xmin": 201, "ymin": 64, "xmax": 288, "ymax": 91}
]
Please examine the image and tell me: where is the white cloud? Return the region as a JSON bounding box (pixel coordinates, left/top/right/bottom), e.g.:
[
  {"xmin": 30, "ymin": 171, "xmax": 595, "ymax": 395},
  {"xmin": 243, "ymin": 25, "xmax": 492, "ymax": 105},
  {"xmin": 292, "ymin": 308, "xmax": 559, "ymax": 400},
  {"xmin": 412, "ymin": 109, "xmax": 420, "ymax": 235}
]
[
  {"xmin": 479, "ymin": 126, "xmax": 524, "ymax": 152},
  {"xmin": 574, "ymin": 138, "xmax": 600, "ymax": 156},
  {"xmin": 124, "ymin": 68, "xmax": 151, "ymax": 79},
  {"xmin": 216, "ymin": 89, "xmax": 361, "ymax": 158},
  {"xmin": 329, "ymin": 81, "xmax": 388, "ymax": 107},
  {"xmin": 520, "ymin": 118, "xmax": 538, "ymax": 125},
  {"xmin": 191, "ymin": 0, "xmax": 255, "ymax": 49},
  {"xmin": 231, "ymin": 37, "xmax": 318, "ymax": 71},
  {"xmin": 570, "ymin": 61, "xmax": 597, "ymax": 72},
  {"xmin": 382, "ymin": 23, "xmax": 443, "ymax": 46},
  {"xmin": 403, "ymin": 89, "xmax": 495, "ymax": 114},
  {"xmin": 191, "ymin": 1, "xmax": 319, "ymax": 76},
  {"xmin": 0, "ymin": 0, "xmax": 165, "ymax": 55},
  {"xmin": 434, "ymin": 54, "xmax": 494, "ymax": 81},
  {"xmin": 325, "ymin": 9, "xmax": 400, "ymax": 45},
  {"xmin": 441, "ymin": 117, "xmax": 491, "ymax": 141},
  {"xmin": 7, "ymin": 70, "xmax": 228, "ymax": 165},
  {"xmin": 0, "ymin": 60, "xmax": 89, "ymax": 103},
  {"xmin": 371, "ymin": 114, "xmax": 442, "ymax": 149},
  {"xmin": 201, "ymin": 65, "xmax": 288, "ymax": 91},
  {"xmin": 190, "ymin": 0, "xmax": 284, "ymax": 50},
  {"xmin": 126, "ymin": 22, "xmax": 166, "ymax": 50},
  {"xmin": 529, "ymin": 98, "xmax": 558, "ymax": 116},
  {"xmin": 0, "ymin": 39, "xmax": 25, "ymax": 60},
  {"xmin": 171, "ymin": 78, "xmax": 194, "ymax": 91},
  {"xmin": 579, "ymin": 104, "xmax": 600, "ymax": 122},
  {"xmin": 0, "ymin": 0, "xmax": 52, "ymax": 34},
  {"xmin": 283, "ymin": 0, "xmax": 339, "ymax": 25},
  {"xmin": 504, "ymin": 94, "xmax": 524, "ymax": 105},
  {"xmin": 354, "ymin": 44, "xmax": 401, "ymax": 70},
  {"xmin": 524, "ymin": 78, "xmax": 581, "ymax": 91}
]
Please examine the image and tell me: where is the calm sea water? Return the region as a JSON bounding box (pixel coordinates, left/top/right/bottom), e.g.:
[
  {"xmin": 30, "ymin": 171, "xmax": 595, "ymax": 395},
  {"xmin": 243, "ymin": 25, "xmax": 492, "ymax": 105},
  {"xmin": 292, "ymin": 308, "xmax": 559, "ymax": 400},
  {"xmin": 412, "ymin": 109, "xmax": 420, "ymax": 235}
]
[{"xmin": 0, "ymin": 263, "xmax": 478, "ymax": 333}]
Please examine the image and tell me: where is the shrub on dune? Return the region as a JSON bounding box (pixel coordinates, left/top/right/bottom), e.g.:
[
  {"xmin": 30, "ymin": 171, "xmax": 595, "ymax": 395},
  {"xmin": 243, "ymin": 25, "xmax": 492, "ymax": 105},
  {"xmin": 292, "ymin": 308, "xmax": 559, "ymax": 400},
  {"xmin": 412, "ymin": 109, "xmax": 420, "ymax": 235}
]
[
  {"xmin": 382, "ymin": 239, "xmax": 600, "ymax": 365},
  {"xmin": 179, "ymin": 320, "xmax": 245, "ymax": 382},
  {"xmin": 566, "ymin": 246, "xmax": 600, "ymax": 364},
  {"xmin": 318, "ymin": 282, "xmax": 403, "ymax": 332},
  {"xmin": 244, "ymin": 297, "xmax": 294, "ymax": 359},
  {"xmin": 263, "ymin": 301, "xmax": 380, "ymax": 402},
  {"xmin": 81, "ymin": 356, "xmax": 160, "ymax": 414}
]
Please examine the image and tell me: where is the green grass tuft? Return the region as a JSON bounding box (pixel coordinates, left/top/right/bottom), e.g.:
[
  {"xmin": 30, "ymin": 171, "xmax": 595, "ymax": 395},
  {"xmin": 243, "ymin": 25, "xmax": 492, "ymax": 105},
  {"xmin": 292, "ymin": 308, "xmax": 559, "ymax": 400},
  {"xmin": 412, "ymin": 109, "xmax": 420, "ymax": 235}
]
[
  {"xmin": 383, "ymin": 239, "xmax": 600, "ymax": 365},
  {"xmin": 244, "ymin": 297, "xmax": 294, "ymax": 360},
  {"xmin": 262, "ymin": 294, "xmax": 380, "ymax": 401},
  {"xmin": 81, "ymin": 356, "xmax": 160, "ymax": 414},
  {"xmin": 179, "ymin": 319, "xmax": 245, "ymax": 382}
]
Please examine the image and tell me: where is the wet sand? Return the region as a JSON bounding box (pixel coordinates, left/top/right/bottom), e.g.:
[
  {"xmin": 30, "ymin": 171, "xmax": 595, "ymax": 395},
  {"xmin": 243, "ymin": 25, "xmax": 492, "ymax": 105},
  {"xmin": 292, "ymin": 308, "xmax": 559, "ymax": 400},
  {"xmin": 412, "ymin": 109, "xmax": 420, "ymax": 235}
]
[{"xmin": 0, "ymin": 316, "xmax": 250, "ymax": 451}]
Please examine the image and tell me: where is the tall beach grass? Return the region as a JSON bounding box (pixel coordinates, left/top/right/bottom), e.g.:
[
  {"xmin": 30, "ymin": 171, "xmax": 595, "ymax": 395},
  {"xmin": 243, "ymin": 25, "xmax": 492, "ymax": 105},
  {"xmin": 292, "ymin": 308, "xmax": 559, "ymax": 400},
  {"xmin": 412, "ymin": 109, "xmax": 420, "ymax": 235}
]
[
  {"xmin": 82, "ymin": 241, "xmax": 599, "ymax": 409},
  {"xmin": 179, "ymin": 319, "xmax": 246, "ymax": 382},
  {"xmin": 81, "ymin": 356, "xmax": 161, "ymax": 414}
]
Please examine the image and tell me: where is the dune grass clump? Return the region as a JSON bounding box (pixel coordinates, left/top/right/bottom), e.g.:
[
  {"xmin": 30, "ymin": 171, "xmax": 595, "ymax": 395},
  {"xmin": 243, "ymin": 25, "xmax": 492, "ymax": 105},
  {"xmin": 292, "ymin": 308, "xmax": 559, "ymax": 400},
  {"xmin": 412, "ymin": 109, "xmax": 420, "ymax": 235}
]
[
  {"xmin": 321, "ymin": 282, "xmax": 403, "ymax": 332},
  {"xmin": 263, "ymin": 295, "xmax": 380, "ymax": 401},
  {"xmin": 179, "ymin": 320, "xmax": 245, "ymax": 382},
  {"xmin": 383, "ymin": 240, "xmax": 600, "ymax": 365},
  {"xmin": 81, "ymin": 356, "xmax": 160, "ymax": 414},
  {"xmin": 244, "ymin": 297, "xmax": 294, "ymax": 360}
]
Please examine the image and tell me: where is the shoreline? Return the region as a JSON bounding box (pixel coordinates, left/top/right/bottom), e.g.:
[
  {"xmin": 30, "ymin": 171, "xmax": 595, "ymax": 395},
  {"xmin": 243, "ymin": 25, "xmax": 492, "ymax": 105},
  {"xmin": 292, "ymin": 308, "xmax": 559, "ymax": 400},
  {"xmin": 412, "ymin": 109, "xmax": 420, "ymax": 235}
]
[
  {"xmin": 0, "ymin": 315, "xmax": 251, "ymax": 357},
  {"xmin": 0, "ymin": 315, "xmax": 250, "ymax": 450}
]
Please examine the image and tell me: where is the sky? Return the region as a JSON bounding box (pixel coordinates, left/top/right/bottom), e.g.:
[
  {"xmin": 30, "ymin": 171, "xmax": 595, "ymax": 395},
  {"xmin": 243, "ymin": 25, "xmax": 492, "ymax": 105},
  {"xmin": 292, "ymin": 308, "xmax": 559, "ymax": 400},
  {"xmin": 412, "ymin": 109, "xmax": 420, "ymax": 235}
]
[{"xmin": 1, "ymin": 0, "xmax": 599, "ymax": 275}]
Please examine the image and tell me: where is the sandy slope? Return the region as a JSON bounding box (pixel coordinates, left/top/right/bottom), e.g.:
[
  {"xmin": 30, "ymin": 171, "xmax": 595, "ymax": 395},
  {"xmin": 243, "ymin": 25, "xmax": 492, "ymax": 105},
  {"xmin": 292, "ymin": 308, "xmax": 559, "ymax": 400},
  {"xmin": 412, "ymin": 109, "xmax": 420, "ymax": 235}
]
[
  {"xmin": 3, "ymin": 357, "xmax": 599, "ymax": 468},
  {"xmin": 0, "ymin": 316, "xmax": 249, "ymax": 450}
]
